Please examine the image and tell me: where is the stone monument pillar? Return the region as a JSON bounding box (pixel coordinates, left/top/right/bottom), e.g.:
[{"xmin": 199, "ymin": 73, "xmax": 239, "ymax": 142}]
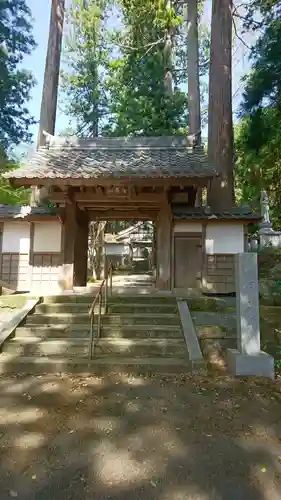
[
  {"xmin": 227, "ymin": 253, "xmax": 274, "ymax": 378},
  {"xmin": 259, "ymin": 190, "xmax": 281, "ymax": 248}
]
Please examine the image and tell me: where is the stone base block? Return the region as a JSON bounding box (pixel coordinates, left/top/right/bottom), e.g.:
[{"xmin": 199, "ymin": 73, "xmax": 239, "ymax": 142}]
[{"xmin": 227, "ymin": 349, "xmax": 275, "ymax": 379}]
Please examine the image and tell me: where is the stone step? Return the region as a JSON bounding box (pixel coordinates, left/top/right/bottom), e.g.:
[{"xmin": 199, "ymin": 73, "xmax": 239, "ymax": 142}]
[
  {"xmin": 43, "ymin": 294, "xmax": 93, "ymax": 305},
  {"xmin": 36, "ymin": 302, "xmax": 178, "ymax": 315},
  {"xmin": 25, "ymin": 312, "xmax": 90, "ymax": 325},
  {"xmin": 0, "ymin": 353, "xmax": 200, "ymax": 375},
  {"xmin": 102, "ymin": 313, "xmax": 181, "ymax": 327},
  {"xmin": 16, "ymin": 324, "xmax": 89, "ymax": 338},
  {"xmin": 108, "ymin": 295, "xmax": 177, "ymax": 305},
  {"xmin": 2, "ymin": 337, "xmax": 90, "ymax": 357},
  {"xmin": 107, "ymin": 303, "xmax": 178, "ymax": 314},
  {"xmin": 36, "ymin": 302, "xmax": 91, "ymax": 314},
  {"xmin": 94, "ymin": 338, "xmax": 187, "ymax": 357},
  {"xmin": 25, "ymin": 312, "xmax": 180, "ymax": 327},
  {"xmin": 16, "ymin": 324, "xmax": 183, "ymax": 339},
  {"xmin": 3, "ymin": 337, "xmax": 187, "ymax": 358},
  {"xmin": 100, "ymin": 324, "xmax": 183, "ymax": 338}
]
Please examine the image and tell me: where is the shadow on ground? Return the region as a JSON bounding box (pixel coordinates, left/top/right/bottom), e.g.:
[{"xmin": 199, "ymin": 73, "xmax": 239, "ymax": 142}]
[{"xmin": 0, "ymin": 373, "xmax": 281, "ymax": 500}]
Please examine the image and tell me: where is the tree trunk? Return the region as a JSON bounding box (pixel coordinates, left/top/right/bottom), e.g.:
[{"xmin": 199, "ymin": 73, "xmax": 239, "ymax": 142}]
[
  {"xmin": 37, "ymin": 0, "xmax": 65, "ymax": 148},
  {"xmin": 207, "ymin": 0, "xmax": 234, "ymax": 210},
  {"xmin": 185, "ymin": 0, "xmax": 201, "ymax": 143}
]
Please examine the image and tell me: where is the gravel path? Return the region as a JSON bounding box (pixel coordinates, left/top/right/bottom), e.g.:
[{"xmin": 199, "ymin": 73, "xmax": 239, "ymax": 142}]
[{"xmin": 0, "ymin": 373, "xmax": 281, "ymax": 500}]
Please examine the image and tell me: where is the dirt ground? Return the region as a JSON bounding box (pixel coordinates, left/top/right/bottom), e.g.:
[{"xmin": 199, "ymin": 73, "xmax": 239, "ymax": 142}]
[{"xmin": 0, "ymin": 373, "xmax": 281, "ymax": 500}]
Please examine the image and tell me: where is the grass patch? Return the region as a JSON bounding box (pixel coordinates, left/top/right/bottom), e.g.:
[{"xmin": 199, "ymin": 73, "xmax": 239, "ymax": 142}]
[{"xmin": 187, "ymin": 297, "xmax": 235, "ymax": 313}]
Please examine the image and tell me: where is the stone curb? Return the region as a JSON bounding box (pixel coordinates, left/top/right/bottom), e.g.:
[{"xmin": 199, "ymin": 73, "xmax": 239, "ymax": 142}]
[{"xmin": 0, "ymin": 298, "xmax": 40, "ymax": 348}]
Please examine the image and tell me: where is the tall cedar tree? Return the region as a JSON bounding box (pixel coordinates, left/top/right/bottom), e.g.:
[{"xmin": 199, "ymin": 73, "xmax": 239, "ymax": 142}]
[
  {"xmin": 61, "ymin": 0, "xmax": 111, "ymax": 137},
  {"xmin": 0, "ymin": 0, "xmax": 36, "ymax": 150},
  {"xmin": 104, "ymin": 0, "xmax": 187, "ymax": 136},
  {"xmin": 207, "ymin": 0, "xmax": 234, "ymax": 209},
  {"xmin": 0, "ymin": 0, "xmax": 35, "ymax": 203}
]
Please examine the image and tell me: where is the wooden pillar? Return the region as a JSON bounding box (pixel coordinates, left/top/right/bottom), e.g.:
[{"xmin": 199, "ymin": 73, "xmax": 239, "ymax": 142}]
[
  {"xmin": 61, "ymin": 201, "xmax": 89, "ymax": 289},
  {"xmin": 74, "ymin": 209, "xmax": 89, "ymax": 286},
  {"xmin": 156, "ymin": 201, "xmax": 172, "ymax": 290}
]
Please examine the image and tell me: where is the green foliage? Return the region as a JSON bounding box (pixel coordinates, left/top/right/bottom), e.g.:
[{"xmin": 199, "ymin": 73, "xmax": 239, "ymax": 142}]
[
  {"xmin": 258, "ymin": 247, "xmax": 281, "ymax": 306},
  {"xmin": 0, "ymin": 0, "xmax": 36, "ymax": 150},
  {"xmin": 0, "ymin": 148, "xmax": 30, "ymax": 204},
  {"xmin": 61, "ymin": 0, "xmax": 112, "ymax": 137},
  {"xmin": 276, "ymin": 346, "xmax": 281, "ymax": 370},
  {"xmin": 62, "ymin": 0, "xmax": 212, "ymax": 138},
  {"xmin": 236, "ymin": 2, "xmax": 281, "ymax": 227},
  {"xmin": 258, "ymin": 247, "xmax": 281, "ymax": 278},
  {"xmin": 104, "ymin": 0, "xmax": 187, "ymax": 136},
  {"xmin": 235, "ymin": 109, "xmax": 281, "ymax": 228}
]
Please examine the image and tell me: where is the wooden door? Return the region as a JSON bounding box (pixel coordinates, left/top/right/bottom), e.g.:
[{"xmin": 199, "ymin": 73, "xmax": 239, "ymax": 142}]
[{"xmin": 174, "ymin": 236, "xmax": 202, "ymax": 288}]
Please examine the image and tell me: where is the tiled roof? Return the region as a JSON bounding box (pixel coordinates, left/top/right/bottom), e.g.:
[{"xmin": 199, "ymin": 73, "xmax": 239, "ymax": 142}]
[
  {"xmin": 0, "ymin": 205, "xmax": 57, "ymax": 219},
  {"xmin": 172, "ymin": 205, "xmax": 261, "ymax": 220},
  {"xmin": 6, "ymin": 136, "xmax": 217, "ymax": 181}
]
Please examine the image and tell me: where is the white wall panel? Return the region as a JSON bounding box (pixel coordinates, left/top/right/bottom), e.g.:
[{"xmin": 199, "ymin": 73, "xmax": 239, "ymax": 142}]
[
  {"xmin": 105, "ymin": 243, "xmax": 127, "ymax": 256},
  {"xmin": 205, "ymin": 223, "xmax": 244, "ymax": 254},
  {"xmin": 2, "ymin": 222, "xmax": 30, "ymax": 253},
  {"xmin": 33, "ymin": 222, "xmax": 61, "ymax": 252}
]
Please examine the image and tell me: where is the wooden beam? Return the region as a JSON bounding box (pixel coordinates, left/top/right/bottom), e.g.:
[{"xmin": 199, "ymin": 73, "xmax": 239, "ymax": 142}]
[
  {"xmin": 48, "ymin": 190, "xmax": 167, "ymax": 205},
  {"xmin": 129, "ymin": 185, "xmax": 136, "ymax": 198},
  {"xmin": 88, "ymin": 210, "xmax": 157, "ymax": 221},
  {"xmin": 12, "ymin": 176, "xmax": 213, "ymax": 189},
  {"xmin": 96, "ymin": 186, "xmax": 104, "ymax": 197}
]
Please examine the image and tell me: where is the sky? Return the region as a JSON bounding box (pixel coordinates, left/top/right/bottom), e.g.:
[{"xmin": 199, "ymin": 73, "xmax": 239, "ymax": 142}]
[{"xmin": 22, "ymin": 0, "xmax": 255, "ymax": 148}]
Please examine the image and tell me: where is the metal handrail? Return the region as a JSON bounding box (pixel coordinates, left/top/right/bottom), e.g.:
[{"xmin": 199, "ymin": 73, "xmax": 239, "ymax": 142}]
[{"xmin": 89, "ymin": 262, "xmax": 113, "ymax": 359}]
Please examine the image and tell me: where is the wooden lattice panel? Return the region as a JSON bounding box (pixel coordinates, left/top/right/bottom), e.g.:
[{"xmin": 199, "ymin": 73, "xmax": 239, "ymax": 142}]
[{"xmin": 0, "ymin": 253, "xmax": 29, "ymax": 291}]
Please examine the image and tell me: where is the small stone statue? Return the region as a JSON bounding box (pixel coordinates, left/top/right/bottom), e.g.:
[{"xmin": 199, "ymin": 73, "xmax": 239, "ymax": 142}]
[{"xmin": 260, "ymin": 189, "xmax": 271, "ymax": 226}]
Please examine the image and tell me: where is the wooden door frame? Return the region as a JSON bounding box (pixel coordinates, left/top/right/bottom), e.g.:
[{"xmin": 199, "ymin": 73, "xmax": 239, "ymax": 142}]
[{"xmin": 172, "ymin": 231, "xmax": 203, "ymax": 290}]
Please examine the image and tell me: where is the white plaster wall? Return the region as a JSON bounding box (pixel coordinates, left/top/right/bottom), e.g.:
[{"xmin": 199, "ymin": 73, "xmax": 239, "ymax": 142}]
[
  {"xmin": 105, "ymin": 243, "xmax": 128, "ymax": 256},
  {"xmin": 174, "ymin": 222, "xmax": 202, "ymax": 233},
  {"xmin": 206, "ymin": 223, "xmax": 244, "ymax": 254},
  {"xmin": 2, "ymin": 222, "xmax": 30, "ymax": 253},
  {"xmin": 33, "ymin": 222, "xmax": 62, "ymax": 252}
]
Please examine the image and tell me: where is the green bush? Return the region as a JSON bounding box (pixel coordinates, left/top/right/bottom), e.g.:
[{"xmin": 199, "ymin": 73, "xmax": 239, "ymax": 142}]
[
  {"xmin": 258, "ymin": 247, "xmax": 281, "ymax": 304},
  {"xmin": 258, "ymin": 247, "xmax": 281, "ymax": 278}
]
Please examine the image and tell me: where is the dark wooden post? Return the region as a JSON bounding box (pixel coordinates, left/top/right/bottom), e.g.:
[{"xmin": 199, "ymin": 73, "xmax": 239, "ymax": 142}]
[
  {"xmin": 37, "ymin": 0, "xmax": 65, "ymax": 148},
  {"xmin": 74, "ymin": 210, "xmax": 89, "ymax": 286},
  {"xmin": 61, "ymin": 195, "xmax": 89, "ymax": 290},
  {"xmin": 156, "ymin": 200, "xmax": 172, "ymax": 290}
]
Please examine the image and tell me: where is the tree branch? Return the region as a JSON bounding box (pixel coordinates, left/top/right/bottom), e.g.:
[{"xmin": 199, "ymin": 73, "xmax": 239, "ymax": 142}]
[
  {"xmin": 232, "ymin": 16, "xmax": 251, "ymax": 50},
  {"xmin": 113, "ymin": 36, "xmax": 166, "ymax": 52},
  {"xmin": 232, "ymin": 5, "xmax": 263, "ymax": 31}
]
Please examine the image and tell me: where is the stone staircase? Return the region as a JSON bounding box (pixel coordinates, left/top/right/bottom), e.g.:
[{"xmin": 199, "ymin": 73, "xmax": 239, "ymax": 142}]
[{"xmin": 0, "ymin": 294, "xmax": 196, "ymax": 375}]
